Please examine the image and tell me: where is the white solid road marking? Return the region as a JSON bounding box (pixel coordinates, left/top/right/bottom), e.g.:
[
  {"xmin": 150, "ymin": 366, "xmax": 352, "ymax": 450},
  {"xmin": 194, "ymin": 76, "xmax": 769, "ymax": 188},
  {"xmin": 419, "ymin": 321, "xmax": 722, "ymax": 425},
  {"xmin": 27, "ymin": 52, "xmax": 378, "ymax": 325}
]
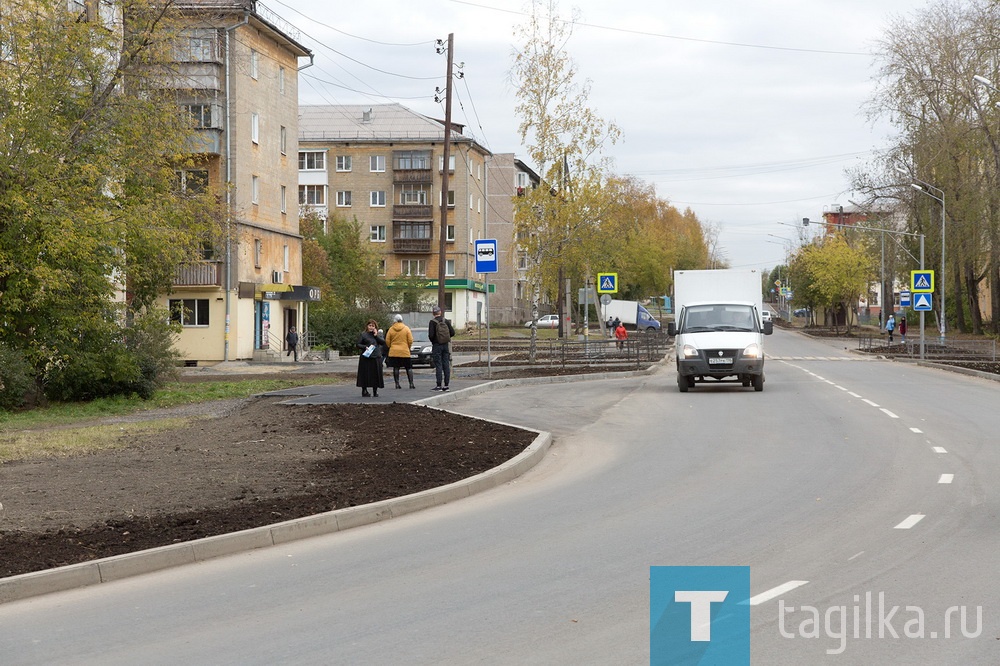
[
  {"xmin": 746, "ymin": 580, "xmax": 810, "ymax": 606},
  {"xmin": 879, "ymin": 408, "xmax": 899, "ymax": 419},
  {"xmin": 933, "ymin": 446, "xmax": 948, "ymax": 454},
  {"xmin": 939, "ymin": 474, "xmax": 954, "ymax": 484},
  {"xmin": 895, "ymin": 514, "xmax": 926, "ymax": 529},
  {"xmin": 910, "ymin": 427, "xmax": 923, "ymax": 434}
]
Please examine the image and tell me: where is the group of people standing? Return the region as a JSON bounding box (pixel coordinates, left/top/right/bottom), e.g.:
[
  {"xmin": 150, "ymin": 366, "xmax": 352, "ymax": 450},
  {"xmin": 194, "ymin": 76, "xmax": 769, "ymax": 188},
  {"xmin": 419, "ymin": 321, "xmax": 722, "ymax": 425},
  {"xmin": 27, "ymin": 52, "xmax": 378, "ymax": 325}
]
[
  {"xmin": 605, "ymin": 316, "xmax": 628, "ymax": 350},
  {"xmin": 355, "ymin": 307, "xmax": 455, "ymax": 398},
  {"xmin": 885, "ymin": 313, "xmax": 907, "ymax": 344}
]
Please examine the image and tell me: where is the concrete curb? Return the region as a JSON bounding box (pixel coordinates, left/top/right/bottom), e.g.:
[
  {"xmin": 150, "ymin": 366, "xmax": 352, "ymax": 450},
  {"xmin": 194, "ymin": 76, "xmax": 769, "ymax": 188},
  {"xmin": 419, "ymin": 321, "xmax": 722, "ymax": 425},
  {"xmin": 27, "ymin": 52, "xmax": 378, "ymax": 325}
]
[
  {"xmin": 0, "ymin": 417, "xmax": 550, "ymax": 605},
  {"xmin": 0, "ymin": 363, "xmax": 663, "ymax": 605}
]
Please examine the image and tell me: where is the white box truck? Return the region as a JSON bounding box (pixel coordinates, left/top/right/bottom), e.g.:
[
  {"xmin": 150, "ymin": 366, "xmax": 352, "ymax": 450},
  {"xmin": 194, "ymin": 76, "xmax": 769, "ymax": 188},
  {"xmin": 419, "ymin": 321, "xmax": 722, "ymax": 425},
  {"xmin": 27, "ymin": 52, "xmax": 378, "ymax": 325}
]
[
  {"xmin": 667, "ymin": 269, "xmax": 772, "ymax": 392},
  {"xmin": 602, "ymin": 299, "xmax": 661, "ymax": 332}
]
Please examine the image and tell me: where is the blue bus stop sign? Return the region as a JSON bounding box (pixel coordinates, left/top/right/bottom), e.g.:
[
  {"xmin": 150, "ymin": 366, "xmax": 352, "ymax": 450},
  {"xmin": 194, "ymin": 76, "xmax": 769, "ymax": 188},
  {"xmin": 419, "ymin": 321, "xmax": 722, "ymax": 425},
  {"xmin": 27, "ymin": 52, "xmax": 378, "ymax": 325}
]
[{"xmin": 474, "ymin": 239, "xmax": 498, "ymax": 274}]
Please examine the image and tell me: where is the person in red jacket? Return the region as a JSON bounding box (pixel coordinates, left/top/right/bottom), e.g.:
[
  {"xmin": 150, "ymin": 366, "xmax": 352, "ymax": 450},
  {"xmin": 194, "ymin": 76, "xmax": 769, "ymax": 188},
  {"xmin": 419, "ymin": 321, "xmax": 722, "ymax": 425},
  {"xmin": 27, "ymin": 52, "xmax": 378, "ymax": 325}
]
[{"xmin": 615, "ymin": 322, "xmax": 628, "ymax": 350}]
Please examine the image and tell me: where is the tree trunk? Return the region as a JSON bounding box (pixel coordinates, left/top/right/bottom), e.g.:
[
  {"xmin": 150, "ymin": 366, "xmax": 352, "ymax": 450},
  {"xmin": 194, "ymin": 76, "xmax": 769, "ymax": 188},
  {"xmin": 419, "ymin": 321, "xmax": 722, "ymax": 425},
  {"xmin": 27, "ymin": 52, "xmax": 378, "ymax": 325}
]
[{"xmin": 965, "ymin": 262, "xmax": 983, "ymax": 335}]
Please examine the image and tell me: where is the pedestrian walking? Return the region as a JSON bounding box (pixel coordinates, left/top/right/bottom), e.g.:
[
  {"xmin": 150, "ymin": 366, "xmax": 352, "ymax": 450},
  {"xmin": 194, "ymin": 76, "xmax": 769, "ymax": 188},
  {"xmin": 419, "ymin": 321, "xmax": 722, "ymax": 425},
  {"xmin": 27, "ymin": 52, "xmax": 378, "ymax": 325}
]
[
  {"xmin": 385, "ymin": 314, "xmax": 416, "ymax": 389},
  {"xmin": 886, "ymin": 313, "xmax": 896, "ymax": 343},
  {"xmin": 285, "ymin": 326, "xmax": 299, "ymax": 362},
  {"xmin": 615, "ymin": 321, "xmax": 628, "ymax": 350},
  {"xmin": 356, "ymin": 319, "xmax": 385, "ymax": 397},
  {"xmin": 428, "ymin": 305, "xmax": 455, "ymax": 391},
  {"xmin": 899, "ymin": 315, "xmax": 907, "ymax": 344}
]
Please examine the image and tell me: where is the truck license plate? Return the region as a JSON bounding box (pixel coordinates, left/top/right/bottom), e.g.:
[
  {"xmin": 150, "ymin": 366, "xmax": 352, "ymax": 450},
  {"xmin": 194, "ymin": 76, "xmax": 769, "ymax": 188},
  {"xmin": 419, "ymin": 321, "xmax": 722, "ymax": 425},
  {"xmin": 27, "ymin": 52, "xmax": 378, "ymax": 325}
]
[{"xmin": 708, "ymin": 357, "xmax": 731, "ymax": 365}]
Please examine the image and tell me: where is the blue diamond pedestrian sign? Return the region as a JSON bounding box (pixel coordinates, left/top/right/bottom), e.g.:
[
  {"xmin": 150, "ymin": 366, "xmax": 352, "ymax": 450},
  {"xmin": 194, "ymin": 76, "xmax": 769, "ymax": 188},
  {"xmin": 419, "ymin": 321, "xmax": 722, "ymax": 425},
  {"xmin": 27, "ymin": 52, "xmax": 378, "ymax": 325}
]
[
  {"xmin": 597, "ymin": 272, "xmax": 618, "ymax": 293},
  {"xmin": 474, "ymin": 239, "xmax": 498, "ymax": 274},
  {"xmin": 911, "ymin": 270, "xmax": 934, "ymax": 293},
  {"xmin": 913, "ymin": 292, "xmax": 933, "ymax": 311}
]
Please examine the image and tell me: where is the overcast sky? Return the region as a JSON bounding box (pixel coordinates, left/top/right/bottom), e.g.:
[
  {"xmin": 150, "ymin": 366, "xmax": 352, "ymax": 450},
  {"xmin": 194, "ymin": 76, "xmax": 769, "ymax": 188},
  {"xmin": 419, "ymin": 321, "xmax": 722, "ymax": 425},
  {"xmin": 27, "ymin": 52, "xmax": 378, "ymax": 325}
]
[{"xmin": 268, "ymin": 0, "xmax": 923, "ymax": 272}]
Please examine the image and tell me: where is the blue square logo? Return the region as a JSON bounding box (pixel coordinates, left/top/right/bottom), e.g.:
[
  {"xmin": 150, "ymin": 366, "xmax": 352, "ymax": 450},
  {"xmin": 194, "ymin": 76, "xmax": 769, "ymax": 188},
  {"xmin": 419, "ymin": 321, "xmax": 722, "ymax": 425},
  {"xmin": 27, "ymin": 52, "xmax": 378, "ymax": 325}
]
[{"xmin": 651, "ymin": 566, "xmax": 750, "ymax": 665}]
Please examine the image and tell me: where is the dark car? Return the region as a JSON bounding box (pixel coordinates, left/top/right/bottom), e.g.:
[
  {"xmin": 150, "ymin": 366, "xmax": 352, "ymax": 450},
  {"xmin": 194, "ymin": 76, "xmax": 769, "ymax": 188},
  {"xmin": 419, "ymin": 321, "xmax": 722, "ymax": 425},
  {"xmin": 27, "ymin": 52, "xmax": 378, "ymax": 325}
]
[
  {"xmin": 410, "ymin": 328, "xmax": 434, "ymax": 366},
  {"xmin": 793, "ymin": 308, "xmax": 809, "ymax": 318}
]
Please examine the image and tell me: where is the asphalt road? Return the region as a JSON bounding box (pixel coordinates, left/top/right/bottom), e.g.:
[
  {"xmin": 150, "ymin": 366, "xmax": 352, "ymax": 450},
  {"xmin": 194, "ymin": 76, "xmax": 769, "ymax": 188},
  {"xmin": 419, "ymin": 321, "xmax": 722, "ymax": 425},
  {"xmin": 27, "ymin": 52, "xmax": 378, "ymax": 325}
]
[{"xmin": 1, "ymin": 328, "xmax": 999, "ymax": 664}]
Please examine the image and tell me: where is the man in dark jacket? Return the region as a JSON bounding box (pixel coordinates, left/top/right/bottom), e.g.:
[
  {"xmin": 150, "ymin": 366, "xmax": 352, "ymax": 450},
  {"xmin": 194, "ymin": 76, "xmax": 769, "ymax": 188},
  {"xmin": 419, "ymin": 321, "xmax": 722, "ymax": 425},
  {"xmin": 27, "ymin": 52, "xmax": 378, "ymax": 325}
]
[
  {"xmin": 428, "ymin": 306, "xmax": 455, "ymax": 391},
  {"xmin": 286, "ymin": 326, "xmax": 299, "ymax": 362}
]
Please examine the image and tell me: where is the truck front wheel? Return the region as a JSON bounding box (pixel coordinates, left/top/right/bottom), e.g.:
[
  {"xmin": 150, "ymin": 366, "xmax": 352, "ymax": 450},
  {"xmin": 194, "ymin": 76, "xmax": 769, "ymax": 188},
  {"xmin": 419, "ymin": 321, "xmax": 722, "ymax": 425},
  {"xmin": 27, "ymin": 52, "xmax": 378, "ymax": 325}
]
[{"xmin": 752, "ymin": 373, "xmax": 764, "ymax": 392}]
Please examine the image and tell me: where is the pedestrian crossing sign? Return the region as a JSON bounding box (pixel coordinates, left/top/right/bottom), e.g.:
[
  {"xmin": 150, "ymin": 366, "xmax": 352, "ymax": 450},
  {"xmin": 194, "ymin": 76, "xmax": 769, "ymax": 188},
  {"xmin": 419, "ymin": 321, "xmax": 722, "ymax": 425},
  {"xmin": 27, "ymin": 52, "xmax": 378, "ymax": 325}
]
[
  {"xmin": 911, "ymin": 270, "xmax": 934, "ymax": 293},
  {"xmin": 913, "ymin": 292, "xmax": 933, "ymax": 311},
  {"xmin": 597, "ymin": 272, "xmax": 618, "ymax": 293}
]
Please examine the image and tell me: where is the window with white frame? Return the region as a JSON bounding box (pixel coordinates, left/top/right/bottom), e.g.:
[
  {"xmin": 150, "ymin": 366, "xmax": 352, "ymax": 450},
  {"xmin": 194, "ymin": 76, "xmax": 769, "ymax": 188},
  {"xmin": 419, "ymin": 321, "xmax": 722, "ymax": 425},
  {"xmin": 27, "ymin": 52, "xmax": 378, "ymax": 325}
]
[
  {"xmin": 440, "ymin": 190, "xmax": 455, "ymax": 207},
  {"xmin": 394, "ymin": 150, "xmax": 431, "ymax": 170},
  {"xmin": 438, "ymin": 155, "xmax": 456, "ymax": 171},
  {"xmin": 446, "ymin": 224, "xmax": 455, "ymax": 242},
  {"xmin": 251, "ymin": 175, "xmax": 259, "ymax": 204},
  {"xmin": 251, "ymin": 112, "xmax": 259, "ymax": 144},
  {"xmin": 176, "ymin": 169, "xmax": 208, "ymax": 195},
  {"xmin": 283, "ymin": 244, "xmax": 289, "ymax": 271},
  {"xmin": 518, "ymin": 252, "xmax": 528, "ymax": 270},
  {"xmin": 254, "ymin": 239, "xmax": 262, "ymax": 267},
  {"xmin": 298, "ymin": 151, "xmax": 325, "ymax": 170},
  {"xmin": 336, "ymin": 155, "xmax": 352, "ymax": 172},
  {"xmin": 169, "ymin": 298, "xmax": 210, "ymax": 327},
  {"xmin": 401, "ymin": 259, "xmax": 426, "ymax": 276},
  {"xmin": 370, "ymin": 225, "xmax": 386, "ymax": 242},
  {"xmin": 336, "ymin": 190, "xmax": 352, "ymax": 207},
  {"xmin": 370, "ymin": 155, "xmax": 385, "ymax": 172},
  {"xmin": 445, "ymin": 259, "xmax": 455, "ymax": 276},
  {"xmin": 377, "ymin": 259, "xmax": 386, "ymax": 276},
  {"xmin": 280, "ymin": 185, "xmax": 286, "ymax": 213},
  {"xmin": 279, "ymin": 66, "xmax": 285, "ymax": 95},
  {"xmin": 299, "ymin": 185, "xmax": 325, "ymax": 205},
  {"xmin": 280, "ymin": 126, "xmax": 287, "ymax": 155},
  {"xmin": 400, "ymin": 184, "xmax": 428, "ymax": 205},
  {"xmin": 469, "ymin": 194, "xmax": 473, "ymax": 209},
  {"xmin": 185, "ymin": 104, "xmax": 213, "ymax": 129},
  {"xmin": 370, "ymin": 190, "xmax": 386, "ymax": 207},
  {"xmin": 250, "ymin": 49, "xmax": 259, "ymax": 79}
]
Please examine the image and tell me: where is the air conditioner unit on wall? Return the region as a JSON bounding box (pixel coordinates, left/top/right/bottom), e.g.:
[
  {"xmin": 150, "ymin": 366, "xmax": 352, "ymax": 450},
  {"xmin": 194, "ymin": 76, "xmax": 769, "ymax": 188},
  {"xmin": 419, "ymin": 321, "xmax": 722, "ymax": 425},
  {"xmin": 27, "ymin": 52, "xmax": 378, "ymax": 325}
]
[{"xmin": 272, "ymin": 270, "xmax": 282, "ymax": 284}]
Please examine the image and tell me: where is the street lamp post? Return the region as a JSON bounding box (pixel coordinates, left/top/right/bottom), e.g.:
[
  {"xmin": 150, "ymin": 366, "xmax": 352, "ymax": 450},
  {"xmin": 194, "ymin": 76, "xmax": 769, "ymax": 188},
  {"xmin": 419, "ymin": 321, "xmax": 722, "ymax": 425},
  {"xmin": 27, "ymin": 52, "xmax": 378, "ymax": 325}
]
[{"xmin": 909, "ymin": 182, "xmax": 946, "ymax": 346}]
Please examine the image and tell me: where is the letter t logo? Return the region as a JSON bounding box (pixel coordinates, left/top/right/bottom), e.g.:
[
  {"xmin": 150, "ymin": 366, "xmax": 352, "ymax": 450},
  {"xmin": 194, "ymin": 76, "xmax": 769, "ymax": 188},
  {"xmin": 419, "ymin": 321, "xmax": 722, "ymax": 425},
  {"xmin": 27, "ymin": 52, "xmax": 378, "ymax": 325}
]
[{"xmin": 675, "ymin": 590, "xmax": 729, "ymax": 641}]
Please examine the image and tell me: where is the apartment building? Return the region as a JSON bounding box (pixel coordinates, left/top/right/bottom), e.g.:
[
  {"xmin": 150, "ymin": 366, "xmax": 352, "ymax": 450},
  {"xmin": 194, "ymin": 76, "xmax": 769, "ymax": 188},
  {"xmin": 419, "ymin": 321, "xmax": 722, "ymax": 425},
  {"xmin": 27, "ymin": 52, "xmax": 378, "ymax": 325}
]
[
  {"xmin": 485, "ymin": 154, "xmax": 540, "ymax": 325},
  {"xmin": 161, "ymin": 0, "xmax": 318, "ymax": 363},
  {"xmin": 298, "ymin": 103, "xmax": 491, "ymax": 328}
]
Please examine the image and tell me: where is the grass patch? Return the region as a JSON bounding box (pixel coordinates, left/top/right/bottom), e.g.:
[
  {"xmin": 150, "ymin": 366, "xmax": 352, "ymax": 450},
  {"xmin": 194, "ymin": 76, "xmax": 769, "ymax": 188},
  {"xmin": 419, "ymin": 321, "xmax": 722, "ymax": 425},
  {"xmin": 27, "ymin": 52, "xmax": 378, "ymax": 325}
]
[
  {"xmin": 0, "ymin": 419, "xmax": 190, "ymax": 463},
  {"xmin": 0, "ymin": 377, "xmax": 343, "ymax": 432}
]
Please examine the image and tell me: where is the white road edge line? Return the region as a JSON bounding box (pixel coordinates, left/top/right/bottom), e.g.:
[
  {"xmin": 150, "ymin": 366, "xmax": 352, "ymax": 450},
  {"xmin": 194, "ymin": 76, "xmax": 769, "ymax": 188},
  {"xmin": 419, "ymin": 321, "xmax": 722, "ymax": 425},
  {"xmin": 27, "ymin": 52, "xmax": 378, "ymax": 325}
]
[
  {"xmin": 745, "ymin": 580, "xmax": 810, "ymax": 606},
  {"xmin": 880, "ymin": 408, "xmax": 899, "ymax": 419},
  {"xmin": 894, "ymin": 514, "xmax": 926, "ymax": 529},
  {"xmin": 939, "ymin": 474, "xmax": 954, "ymax": 484}
]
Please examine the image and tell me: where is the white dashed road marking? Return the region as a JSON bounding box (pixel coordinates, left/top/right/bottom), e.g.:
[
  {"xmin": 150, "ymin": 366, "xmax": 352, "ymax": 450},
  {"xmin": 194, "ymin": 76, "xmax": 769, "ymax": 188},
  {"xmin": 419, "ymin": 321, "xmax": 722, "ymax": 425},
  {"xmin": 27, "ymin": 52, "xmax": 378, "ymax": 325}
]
[
  {"xmin": 746, "ymin": 580, "xmax": 810, "ymax": 606},
  {"xmin": 894, "ymin": 514, "xmax": 926, "ymax": 529}
]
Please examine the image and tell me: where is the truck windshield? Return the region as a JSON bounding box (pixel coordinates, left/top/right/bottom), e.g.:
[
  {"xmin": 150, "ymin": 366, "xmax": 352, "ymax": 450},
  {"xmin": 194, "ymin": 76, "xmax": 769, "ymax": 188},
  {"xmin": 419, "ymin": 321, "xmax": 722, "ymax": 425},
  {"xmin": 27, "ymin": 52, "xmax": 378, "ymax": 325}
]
[{"xmin": 681, "ymin": 305, "xmax": 758, "ymax": 333}]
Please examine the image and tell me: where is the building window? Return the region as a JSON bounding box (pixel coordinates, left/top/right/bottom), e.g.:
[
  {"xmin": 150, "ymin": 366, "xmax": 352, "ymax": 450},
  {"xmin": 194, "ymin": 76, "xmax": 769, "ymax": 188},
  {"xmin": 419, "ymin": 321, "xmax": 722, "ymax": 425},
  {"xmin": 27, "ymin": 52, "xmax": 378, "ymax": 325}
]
[
  {"xmin": 400, "ymin": 184, "xmax": 428, "ymax": 205},
  {"xmin": 298, "ymin": 151, "xmax": 325, "ymax": 171},
  {"xmin": 446, "ymin": 224, "xmax": 455, "ymax": 242},
  {"xmin": 251, "ymin": 113, "xmax": 259, "ymax": 144},
  {"xmin": 177, "ymin": 32, "xmax": 217, "ymax": 62},
  {"xmin": 176, "ymin": 169, "xmax": 209, "ymax": 195},
  {"xmin": 280, "ymin": 126, "xmax": 287, "ymax": 155},
  {"xmin": 336, "ymin": 155, "xmax": 352, "ymax": 172},
  {"xmin": 438, "ymin": 155, "xmax": 456, "ymax": 172},
  {"xmin": 336, "ymin": 190, "xmax": 352, "ymax": 207},
  {"xmin": 370, "ymin": 155, "xmax": 385, "ymax": 172},
  {"xmin": 469, "ymin": 194, "xmax": 473, "ymax": 210},
  {"xmin": 250, "ymin": 49, "xmax": 259, "ymax": 79},
  {"xmin": 254, "ymin": 239, "xmax": 262, "ymax": 268},
  {"xmin": 445, "ymin": 259, "xmax": 455, "ymax": 277},
  {"xmin": 394, "ymin": 150, "xmax": 431, "ymax": 170},
  {"xmin": 299, "ymin": 185, "xmax": 325, "ymax": 205},
  {"xmin": 518, "ymin": 252, "xmax": 528, "ymax": 270},
  {"xmin": 251, "ymin": 175, "xmax": 259, "ymax": 204},
  {"xmin": 169, "ymin": 298, "xmax": 209, "ymax": 327},
  {"xmin": 401, "ymin": 259, "xmax": 426, "ymax": 277},
  {"xmin": 440, "ymin": 190, "xmax": 455, "ymax": 207},
  {"xmin": 377, "ymin": 259, "xmax": 386, "ymax": 276},
  {"xmin": 185, "ymin": 104, "xmax": 213, "ymax": 129},
  {"xmin": 280, "ymin": 185, "xmax": 286, "ymax": 213},
  {"xmin": 283, "ymin": 244, "xmax": 289, "ymax": 271},
  {"xmin": 516, "ymin": 172, "xmax": 529, "ymax": 188},
  {"xmin": 370, "ymin": 225, "xmax": 386, "ymax": 242},
  {"xmin": 279, "ymin": 66, "xmax": 285, "ymax": 95},
  {"xmin": 370, "ymin": 190, "xmax": 386, "ymax": 207}
]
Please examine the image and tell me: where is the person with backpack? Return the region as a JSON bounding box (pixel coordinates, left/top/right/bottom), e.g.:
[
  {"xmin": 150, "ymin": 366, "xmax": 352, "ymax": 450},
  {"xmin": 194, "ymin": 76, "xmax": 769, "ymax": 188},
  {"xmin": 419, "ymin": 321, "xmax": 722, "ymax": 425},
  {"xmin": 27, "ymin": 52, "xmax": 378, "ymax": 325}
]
[{"xmin": 428, "ymin": 305, "xmax": 455, "ymax": 391}]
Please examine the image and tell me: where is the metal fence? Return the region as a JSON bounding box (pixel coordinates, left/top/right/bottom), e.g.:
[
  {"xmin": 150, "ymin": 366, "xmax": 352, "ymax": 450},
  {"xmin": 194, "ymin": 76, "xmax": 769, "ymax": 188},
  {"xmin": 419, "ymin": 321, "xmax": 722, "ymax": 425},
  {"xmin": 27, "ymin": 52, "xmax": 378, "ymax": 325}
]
[
  {"xmin": 858, "ymin": 335, "xmax": 997, "ymax": 361},
  {"xmin": 452, "ymin": 332, "xmax": 671, "ymax": 370}
]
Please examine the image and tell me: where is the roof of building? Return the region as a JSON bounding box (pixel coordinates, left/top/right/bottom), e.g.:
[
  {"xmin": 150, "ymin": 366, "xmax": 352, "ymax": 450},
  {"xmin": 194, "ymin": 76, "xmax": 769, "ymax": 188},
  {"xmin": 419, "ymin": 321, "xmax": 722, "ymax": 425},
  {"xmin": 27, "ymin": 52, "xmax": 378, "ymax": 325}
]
[{"xmin": 298, "ymin": 103, "xmax": 487, "ymax": 154}]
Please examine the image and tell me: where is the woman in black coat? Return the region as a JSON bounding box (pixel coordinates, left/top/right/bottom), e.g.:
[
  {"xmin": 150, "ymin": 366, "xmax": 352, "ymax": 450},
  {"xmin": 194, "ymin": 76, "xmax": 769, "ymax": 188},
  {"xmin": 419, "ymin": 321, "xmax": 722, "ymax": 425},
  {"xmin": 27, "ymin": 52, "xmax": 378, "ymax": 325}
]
[{"xmin": 356, "ymin": 319, "xmax": 386, "ymax": 397}]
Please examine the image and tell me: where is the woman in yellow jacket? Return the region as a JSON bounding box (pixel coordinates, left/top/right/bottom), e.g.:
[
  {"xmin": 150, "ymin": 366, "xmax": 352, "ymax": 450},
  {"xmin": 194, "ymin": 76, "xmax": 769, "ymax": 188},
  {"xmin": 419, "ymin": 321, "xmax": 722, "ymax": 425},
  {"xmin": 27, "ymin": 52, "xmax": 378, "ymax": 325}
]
[{"xmin": 385, "ymin": 314, "xmax": 416, "ymax": 389}]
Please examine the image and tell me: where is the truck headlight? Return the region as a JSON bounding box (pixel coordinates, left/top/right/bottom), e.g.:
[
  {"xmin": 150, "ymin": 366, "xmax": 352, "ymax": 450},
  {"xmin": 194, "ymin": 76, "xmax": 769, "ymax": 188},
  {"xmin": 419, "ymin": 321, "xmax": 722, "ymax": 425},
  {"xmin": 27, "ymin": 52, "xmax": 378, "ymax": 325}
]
[
  {"xmin": 743, "ymin": 343, "xmax": 762, "ymax": 359},
  {"xmin": 681, "ymin": 344, "xmax": 699, "ymax": 358}
]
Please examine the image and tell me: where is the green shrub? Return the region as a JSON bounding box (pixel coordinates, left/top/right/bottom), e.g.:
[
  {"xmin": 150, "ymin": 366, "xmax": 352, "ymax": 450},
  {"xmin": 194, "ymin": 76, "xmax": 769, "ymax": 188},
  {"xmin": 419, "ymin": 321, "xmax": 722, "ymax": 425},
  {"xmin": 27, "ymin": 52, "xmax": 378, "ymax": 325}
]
[
  {"xmin": 0, "ymin": 344, "xmax": 33, "ymax": 410},
  {"xmin": 308, "ymin": 307, "xmax": 390, "ymax": 356}
]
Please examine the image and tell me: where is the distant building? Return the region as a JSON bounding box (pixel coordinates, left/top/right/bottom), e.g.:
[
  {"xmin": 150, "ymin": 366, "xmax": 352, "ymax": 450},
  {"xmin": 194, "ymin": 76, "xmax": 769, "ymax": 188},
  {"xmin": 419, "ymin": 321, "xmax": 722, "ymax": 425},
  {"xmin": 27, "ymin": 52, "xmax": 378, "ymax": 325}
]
[
  {"xmin": 298, "ymin": 103, "xmax": 493, "ymax": 327},
  {"xmin": 486, "ymin": 154, "xmax": 540, "ymax": 324}
]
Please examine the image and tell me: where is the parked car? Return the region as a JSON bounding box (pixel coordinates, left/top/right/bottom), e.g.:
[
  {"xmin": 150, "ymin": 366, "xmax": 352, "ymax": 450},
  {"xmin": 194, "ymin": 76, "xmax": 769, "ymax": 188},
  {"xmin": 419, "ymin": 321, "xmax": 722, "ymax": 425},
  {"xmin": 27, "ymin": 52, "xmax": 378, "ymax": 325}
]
[
  {"xmin": 524, "ymin": 314, "xmax": 560, "ymax": 328},
  {"xmin": 410, "ymin": 328, "xmax": 434, "ymax": 366},
  {"xmin": 792, "ymin": 308, "xmax": 809, "ymax": 318},
  {"xmin": 761, "ymin": 310, "xmax": 772, "ymax": 323}
]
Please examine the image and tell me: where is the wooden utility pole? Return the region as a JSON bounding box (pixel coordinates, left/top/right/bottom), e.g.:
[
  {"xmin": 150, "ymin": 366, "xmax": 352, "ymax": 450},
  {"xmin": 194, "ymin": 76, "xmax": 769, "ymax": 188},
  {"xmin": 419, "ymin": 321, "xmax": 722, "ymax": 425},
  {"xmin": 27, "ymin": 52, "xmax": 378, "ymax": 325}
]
[{"xmin": 437, "ymin": 33, "xmax": 454, "ymax": 312}]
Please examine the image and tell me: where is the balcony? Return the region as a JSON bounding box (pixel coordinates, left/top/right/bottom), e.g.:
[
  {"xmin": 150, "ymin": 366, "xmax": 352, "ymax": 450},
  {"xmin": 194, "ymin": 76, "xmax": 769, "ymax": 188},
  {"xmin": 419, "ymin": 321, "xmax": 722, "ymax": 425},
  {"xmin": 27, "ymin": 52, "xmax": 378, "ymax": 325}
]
[
  {"xmin": 393, "ymin": 204, "xmax": 433, "ymax": 220},
  {"xmin": 173, "ymin": 261, "xmax": 223, "ymax": 287},
  {"xmin": 393, "ymin": 238, "xmax": 433, "ymax": 254},
  {"xmin": 394, "ymin": 169, "xmax": 433, "ymax": 184}
]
